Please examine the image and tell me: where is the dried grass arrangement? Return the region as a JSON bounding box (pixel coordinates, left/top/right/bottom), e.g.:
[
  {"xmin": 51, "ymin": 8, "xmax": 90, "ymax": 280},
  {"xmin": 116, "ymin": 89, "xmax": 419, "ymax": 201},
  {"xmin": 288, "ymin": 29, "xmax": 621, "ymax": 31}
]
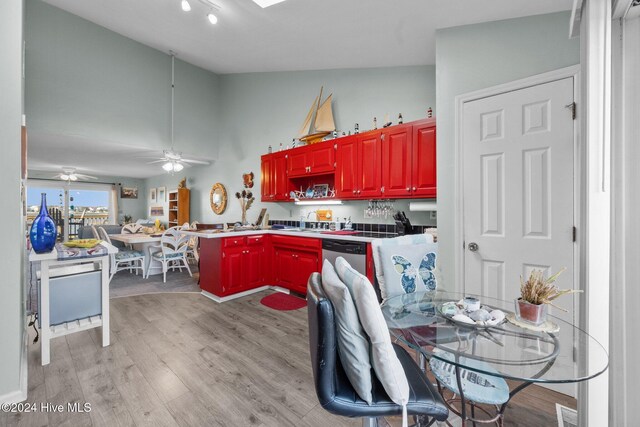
[
  {"xmin": 235, "ymin": 190, "xmax": 254, "ymax": 225},
  {"xmin": 519, "ymin": 268, "xmax": 582, "ymax": 311}
]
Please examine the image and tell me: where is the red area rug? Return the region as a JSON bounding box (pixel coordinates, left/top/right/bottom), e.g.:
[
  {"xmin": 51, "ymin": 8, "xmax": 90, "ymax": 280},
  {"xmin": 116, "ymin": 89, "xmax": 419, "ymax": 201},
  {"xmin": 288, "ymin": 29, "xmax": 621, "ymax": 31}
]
[{"xmin": 260, "ymin": 293, "xmax": 307, "ymax": 311}]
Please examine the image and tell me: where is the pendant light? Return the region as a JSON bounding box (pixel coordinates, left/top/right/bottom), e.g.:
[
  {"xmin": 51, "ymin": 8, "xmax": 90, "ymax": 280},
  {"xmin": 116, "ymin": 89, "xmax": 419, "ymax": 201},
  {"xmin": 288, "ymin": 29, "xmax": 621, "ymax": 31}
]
[{"xmin": 163, "ymin": 53, "xmax": 184, "ymax": 174}]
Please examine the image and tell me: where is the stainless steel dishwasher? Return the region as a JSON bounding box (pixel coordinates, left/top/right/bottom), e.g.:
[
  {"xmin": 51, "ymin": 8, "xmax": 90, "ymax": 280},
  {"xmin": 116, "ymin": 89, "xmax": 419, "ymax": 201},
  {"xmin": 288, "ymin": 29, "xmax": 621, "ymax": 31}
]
[{"xmin": 322, "ymin": 239, "xmax": 367, "ymax": 275}]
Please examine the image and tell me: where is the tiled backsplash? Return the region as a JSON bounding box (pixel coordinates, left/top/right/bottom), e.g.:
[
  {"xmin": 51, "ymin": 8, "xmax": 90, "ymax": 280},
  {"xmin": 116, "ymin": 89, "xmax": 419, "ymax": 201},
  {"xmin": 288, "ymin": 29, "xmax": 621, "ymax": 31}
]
[{"xmin": 268, "ymin": 220, "xmax": 435, "ymax": 234}]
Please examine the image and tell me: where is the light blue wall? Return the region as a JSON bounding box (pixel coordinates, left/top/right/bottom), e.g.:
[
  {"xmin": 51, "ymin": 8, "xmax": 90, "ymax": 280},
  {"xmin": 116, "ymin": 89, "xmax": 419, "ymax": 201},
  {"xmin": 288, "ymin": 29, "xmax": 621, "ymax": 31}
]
[
  {"xmin": 0, "ymin": 0, "xmax": 25, "ymax": 400},
  {"xmin": 435, "ymin": 11, "xmax": 579, "ymax": 287},
  {"xmin": 145, "ymin": 66, "xmax": 437, "ymax": 227},
  {"xmin": 25, "ymin": 0, "xmax": 220, "ymax": 157}
]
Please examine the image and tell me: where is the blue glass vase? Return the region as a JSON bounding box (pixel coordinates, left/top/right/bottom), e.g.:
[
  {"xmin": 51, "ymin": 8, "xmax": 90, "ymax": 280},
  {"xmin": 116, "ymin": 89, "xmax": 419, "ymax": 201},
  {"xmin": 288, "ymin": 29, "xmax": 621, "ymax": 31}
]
[{"xmin": 30, "ymin": 193, "xmax": 57, "ymax": 254}]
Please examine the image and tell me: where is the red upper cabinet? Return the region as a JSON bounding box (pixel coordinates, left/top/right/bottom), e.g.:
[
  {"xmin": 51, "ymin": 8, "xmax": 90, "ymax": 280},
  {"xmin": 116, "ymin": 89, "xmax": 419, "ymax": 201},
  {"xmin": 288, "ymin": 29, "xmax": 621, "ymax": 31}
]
[
  {"xmin": 260, "ymin": 154, "xmax": 274, "ymax": 202},
  {"xmin": 358, "ymin": 132, "xmax": 382, "ymax": 198},
  {"xmin": 263, "ymin": 119, "xmax": 435, "ymax": 203},
  {"xmin": 411, "ymin": 120, "xmax": 437, "ymax": 198},
  {"xmin": 382, "ymin": 125, "xmax": 413, "ymax": 198},
  {"xmin": 309, "ymin": 142, "xmax": 335, "ymax": 175},
  {"xmin": 261, "ymin": 152, "xmax": 290, "ymax": 201},
  {"xmin": 380, "ymin": 119, "xmax": 436, "ymax": 199},
  {"xmin": 336, "ymin": 132, "xmax": 381, "ymax": 198},
  {"xmin": 272, "ymin": 152, "xmax": 290, "ymax": 201},
  {"xmin": 287, "ymin": 148, "xmax": 308, "ymax": 177},
  {"xmin": 335, "ymin": 135, "xmax": 359, "ymax": 198},
  {"xmin": 287, "ymin": 141, "xmax": 335, "ymax": 178}
]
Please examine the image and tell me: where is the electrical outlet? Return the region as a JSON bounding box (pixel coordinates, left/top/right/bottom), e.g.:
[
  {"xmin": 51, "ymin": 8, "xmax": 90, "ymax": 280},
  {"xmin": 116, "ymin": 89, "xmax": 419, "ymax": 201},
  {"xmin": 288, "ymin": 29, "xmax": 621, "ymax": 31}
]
[{"xmin": 430, "ymin": 211, "xmax": 437, "ymax": 220}]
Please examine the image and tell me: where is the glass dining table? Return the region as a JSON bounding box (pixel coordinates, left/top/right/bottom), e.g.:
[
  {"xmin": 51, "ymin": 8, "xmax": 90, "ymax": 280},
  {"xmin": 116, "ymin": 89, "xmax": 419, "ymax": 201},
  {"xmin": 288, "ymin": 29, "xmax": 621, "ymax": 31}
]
[{"xmin": 381, "ymin": 291, "xmax": 609, "ymax": 426}]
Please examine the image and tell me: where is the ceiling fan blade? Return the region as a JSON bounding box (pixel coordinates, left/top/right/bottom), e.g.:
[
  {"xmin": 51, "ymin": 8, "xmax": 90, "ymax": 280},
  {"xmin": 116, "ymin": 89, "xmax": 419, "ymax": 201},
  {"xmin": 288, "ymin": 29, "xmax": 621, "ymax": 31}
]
[
  {"xmin": 181, "ymin": 158, "xmax": 210, "ymax": 165},
  {"xmin": 147, "ymin": 159, "xmax": 167, "ymax": 164},
  {"xmin": 76, "ymin": 174, "xmax": 98, "ymax": 180}
]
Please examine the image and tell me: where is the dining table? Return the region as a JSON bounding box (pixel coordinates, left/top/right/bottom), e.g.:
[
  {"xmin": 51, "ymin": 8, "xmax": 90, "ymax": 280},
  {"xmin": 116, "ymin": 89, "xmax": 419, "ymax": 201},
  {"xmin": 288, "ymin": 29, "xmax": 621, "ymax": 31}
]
[
  {"xmin": 108, "ymin": 233, "xmax": 163, "ymax": 275},
  {"xmin": 381, "ymin": 290, "xmax": 609, "ymax": 426}
]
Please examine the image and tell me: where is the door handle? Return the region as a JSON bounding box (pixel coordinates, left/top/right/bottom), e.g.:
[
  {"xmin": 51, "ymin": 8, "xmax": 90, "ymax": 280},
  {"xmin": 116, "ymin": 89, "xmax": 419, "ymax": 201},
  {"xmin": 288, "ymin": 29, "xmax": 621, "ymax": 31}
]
[{"xmin": 468, "ymin": 242, "xmax": 479, "ymax": 252}]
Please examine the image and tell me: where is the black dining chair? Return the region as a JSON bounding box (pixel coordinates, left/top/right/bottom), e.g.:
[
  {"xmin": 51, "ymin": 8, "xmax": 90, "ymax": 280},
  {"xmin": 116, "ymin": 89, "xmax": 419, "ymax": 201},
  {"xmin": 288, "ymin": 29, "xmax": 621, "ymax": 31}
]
[{"xmin": 306, "ymin": 273, "xmax": 449, "ymax": 427}]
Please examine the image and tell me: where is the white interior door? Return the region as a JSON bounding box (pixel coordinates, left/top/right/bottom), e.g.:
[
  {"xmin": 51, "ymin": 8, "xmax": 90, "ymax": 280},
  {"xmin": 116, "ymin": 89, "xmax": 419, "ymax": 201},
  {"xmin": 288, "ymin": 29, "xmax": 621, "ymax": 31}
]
[{"xmin": 462, "ymin": 77, "xmax": 576, "ymax": 396}]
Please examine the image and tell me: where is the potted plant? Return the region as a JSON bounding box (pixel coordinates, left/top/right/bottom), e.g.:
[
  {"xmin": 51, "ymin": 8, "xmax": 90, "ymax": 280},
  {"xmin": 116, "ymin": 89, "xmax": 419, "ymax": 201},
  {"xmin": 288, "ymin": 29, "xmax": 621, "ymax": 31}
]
[{"xmin": 516, "ymin": 268, "xmax": 581, "ymax": 325}]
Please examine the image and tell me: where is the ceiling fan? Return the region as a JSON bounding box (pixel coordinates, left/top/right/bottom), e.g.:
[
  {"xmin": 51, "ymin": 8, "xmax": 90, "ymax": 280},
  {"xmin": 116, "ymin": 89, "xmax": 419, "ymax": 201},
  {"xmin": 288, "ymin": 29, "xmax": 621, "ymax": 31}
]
[
  {"xmin": 53, "ymin": 168, "xmax": 98, "ymax": 182},
  {"xmin": 146, "ymin": 149, "xmax": 210, "ymax": 172},
  {"xmin": 147, "ymin": 52, "xmax": 210, "ymax": 174}
]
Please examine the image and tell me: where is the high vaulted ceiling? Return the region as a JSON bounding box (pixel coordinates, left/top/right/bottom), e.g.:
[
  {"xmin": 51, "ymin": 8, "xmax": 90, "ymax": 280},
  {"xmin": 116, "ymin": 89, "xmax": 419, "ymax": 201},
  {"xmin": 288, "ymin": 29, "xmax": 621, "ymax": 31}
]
[
  {"xmin": 42, "ymin": 0, "xmax": 572, "ymax": 74},
  {"xmin": 28, "ymin": 132, "xmax": 214, "ymax": 179}
]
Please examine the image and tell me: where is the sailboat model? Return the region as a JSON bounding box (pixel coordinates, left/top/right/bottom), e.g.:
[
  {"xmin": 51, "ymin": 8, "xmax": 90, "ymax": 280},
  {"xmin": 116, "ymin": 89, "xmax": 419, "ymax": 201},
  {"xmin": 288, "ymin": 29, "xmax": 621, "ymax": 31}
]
[{"xmin": 297, "ymin": 87, "xmax": 335, "ymax": 144}]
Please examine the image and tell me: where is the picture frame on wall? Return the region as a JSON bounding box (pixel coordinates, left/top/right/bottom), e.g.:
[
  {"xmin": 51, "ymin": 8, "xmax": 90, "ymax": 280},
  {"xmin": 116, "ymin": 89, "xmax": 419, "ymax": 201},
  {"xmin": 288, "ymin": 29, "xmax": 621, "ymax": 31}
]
[
  {"xmin": 150, "ymin": 188, "xmax": 157, "ymax": 203},
  {"xmin": 157, "ymin": 186, "xmax": 166, "ymax": 203},
  {"xmin": 150, "ymin": 206, "xmax": 164, "ymax": 216},
  {"xmin": 121, "ymin": 187, "xmax": 138, "ymax": 199}
]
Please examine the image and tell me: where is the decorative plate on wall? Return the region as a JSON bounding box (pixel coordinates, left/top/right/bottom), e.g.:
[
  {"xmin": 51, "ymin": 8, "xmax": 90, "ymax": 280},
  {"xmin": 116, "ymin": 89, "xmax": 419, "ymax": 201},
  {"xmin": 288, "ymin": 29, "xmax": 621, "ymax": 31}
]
[{"xmin": 210, "ymin": 183, "xmax": 228, "ymax": 215}]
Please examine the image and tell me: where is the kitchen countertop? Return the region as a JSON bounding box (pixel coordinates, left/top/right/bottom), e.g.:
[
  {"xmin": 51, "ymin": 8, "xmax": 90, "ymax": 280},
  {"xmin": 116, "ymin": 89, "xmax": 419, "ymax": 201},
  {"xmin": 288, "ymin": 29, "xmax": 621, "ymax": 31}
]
[{"xmin": 180, "ymin": 228, "xmax": 399, "ymax": 243}]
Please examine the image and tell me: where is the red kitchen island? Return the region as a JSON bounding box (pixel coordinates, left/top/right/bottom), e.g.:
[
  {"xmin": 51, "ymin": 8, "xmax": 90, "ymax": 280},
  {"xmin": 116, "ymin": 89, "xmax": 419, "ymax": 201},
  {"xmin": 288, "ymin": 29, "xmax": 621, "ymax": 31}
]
[{"xmin": 181, "ymin": 229, "xmax": 379, "ymax": 303}]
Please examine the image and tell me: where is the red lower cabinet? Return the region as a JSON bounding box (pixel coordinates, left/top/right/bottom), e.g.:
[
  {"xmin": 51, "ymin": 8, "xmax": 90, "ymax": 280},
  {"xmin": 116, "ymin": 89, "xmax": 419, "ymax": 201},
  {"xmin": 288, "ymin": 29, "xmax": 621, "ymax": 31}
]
[
  {"xmin": 200, "ymin": 234, "xmax": 319, "ymax": 298},
  {"xmin": 222, "ymin": 246, "xmax": 244, "ymax": 293},
  {"xmin": 273, "ymin": 247, "xmax": 297, "ymax": 289},
  {"xmin": 200, "ymin": 236, "xmax": 268, "ymax": 297},
  {"xmin": 274, "ymin": 248, "xmax": 319, "ymax": 294},
  {"xmin": 294, "ymin": 250, "xmax": 321, "ymax": 293},
  {"xmin": 272, "ymin": 235, "xmax": 321, "ymax": 294}
]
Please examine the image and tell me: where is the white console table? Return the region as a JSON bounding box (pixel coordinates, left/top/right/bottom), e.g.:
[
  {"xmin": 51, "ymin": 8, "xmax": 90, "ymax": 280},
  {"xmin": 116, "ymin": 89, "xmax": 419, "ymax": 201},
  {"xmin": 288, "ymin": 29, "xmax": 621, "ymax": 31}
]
[{"xmin": 29, "ymin": 242, "xmax": 117, "ymax": 365}]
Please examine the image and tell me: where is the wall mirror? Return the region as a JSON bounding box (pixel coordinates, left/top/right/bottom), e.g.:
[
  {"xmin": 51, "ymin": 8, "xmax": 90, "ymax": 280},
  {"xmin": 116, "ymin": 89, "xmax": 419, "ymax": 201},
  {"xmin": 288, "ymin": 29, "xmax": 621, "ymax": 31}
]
[{"xmin": 210, "ymin": 183, "xmax": 228, "ymax": 215}]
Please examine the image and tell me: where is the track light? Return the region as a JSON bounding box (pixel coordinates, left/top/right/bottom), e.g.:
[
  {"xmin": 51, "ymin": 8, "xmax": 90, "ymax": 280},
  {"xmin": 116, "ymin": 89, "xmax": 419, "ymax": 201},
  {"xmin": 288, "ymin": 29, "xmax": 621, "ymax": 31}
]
[
  {"xmin": 181, "ymin": 0, "xmax": 191, "ymax": 11},
  {"xmin": 207, "ymin": 13, "xmax": 218, "ymax": 24}
]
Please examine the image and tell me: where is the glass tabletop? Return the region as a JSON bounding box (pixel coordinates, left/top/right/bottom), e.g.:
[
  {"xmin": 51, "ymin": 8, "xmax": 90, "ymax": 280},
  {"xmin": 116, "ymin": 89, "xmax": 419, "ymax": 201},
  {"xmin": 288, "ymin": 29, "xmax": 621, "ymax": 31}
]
[{"xmin": 381, "ymin": 291, "xmax": 609, "ymax": 384}]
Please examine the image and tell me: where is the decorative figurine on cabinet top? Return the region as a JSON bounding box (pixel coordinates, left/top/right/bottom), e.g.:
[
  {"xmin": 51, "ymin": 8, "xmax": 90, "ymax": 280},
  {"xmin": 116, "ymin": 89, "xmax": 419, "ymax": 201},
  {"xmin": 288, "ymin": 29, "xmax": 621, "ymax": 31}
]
[{"xmin": 297, "ymin": 86, "xmax": 336, "ymax": 144}]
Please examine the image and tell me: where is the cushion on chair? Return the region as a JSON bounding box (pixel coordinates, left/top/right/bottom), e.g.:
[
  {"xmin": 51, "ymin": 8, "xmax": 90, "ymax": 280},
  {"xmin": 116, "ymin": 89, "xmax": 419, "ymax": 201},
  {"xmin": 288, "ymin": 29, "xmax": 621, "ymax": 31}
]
[
  {"xmin": 378, "ymin": 243, "xmax": 438, "ymax": 298},
  {"xmin": 371, "ymin": 234, "xmax": 434, "ymax": 301},
  {"xmin": 115, "ymin": 250, "xmax": 144, "ymax": 260},
  {"xmin": 429, "ymin": 349, "xmax": 509, "ymax": 405},
  {"xmin": 306, "ymin": 273, "xmax": 448, "ymax": 421},
  {"xmin": 321, "ymin": 260, "xmax": 373, "ymax": 405},
  {"xmin": 151, "ymin": 251, "xmax": 183, "ymax": 260},
  {"xmin": 334, "ymin": 257, "xmax": 409, "ymax": 409}
]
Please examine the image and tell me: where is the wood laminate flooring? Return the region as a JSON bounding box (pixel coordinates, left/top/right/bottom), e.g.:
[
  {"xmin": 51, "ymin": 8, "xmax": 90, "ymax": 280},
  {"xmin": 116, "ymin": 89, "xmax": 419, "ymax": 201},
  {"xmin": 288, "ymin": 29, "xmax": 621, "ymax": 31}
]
[
  {"xmin": 3, "ymin": 292, "xmax": 576, "ymax": 427},
  {"xmin": 109, "ymin": 266, "xmax": 201, "ymax": 298}
]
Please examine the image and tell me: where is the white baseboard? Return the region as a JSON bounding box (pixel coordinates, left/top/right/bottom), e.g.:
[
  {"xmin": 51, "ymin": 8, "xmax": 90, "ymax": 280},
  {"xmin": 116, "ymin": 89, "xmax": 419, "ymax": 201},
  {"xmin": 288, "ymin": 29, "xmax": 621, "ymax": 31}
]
[
  {"xmin": 0, "ymin": 326, "xmax": 28, "ymax": 404},
  {"xmin": 200, "ymin": 285, "xmax": 289, "ymax": 303}
]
